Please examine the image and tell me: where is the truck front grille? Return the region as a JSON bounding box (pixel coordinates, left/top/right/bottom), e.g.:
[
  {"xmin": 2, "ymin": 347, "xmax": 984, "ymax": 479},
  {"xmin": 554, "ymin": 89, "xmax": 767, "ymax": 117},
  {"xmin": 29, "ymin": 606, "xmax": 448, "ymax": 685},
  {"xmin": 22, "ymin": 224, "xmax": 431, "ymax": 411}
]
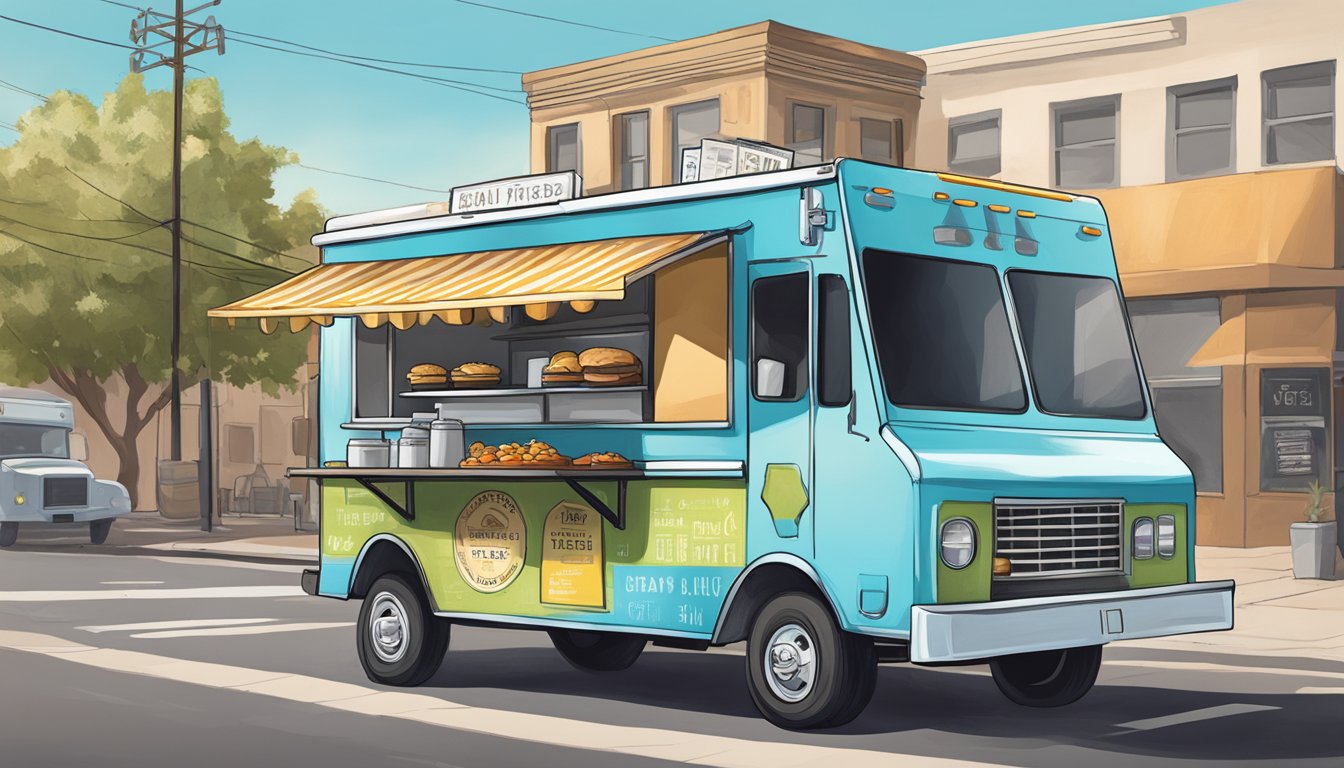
[
  {"xmin": 994, "ymin": 500, "xmax": 1123, "ymax": 578},
  {"xmin": 43, "ymin": 476, "xmax": 88, "ymax": 508}
]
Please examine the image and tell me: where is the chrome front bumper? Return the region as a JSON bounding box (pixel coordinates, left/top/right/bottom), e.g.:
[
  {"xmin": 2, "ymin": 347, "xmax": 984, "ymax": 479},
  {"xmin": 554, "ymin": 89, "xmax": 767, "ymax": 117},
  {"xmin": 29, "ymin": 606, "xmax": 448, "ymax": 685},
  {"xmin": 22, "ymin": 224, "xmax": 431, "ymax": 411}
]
[{"xmin": 910, "ymin": 580, "xmax": 1235, "ymax": 663}]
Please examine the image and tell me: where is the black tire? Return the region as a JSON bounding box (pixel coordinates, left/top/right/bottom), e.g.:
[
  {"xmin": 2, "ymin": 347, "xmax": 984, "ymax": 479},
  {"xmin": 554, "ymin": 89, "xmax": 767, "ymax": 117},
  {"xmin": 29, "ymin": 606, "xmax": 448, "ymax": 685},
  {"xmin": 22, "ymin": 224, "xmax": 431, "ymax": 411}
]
[
  {"xmin": 548, "ymin": 629, "xmax": 646, "ymax": 672},
  {"xmin": 356, "ymin": 573, "xmax": 450, "ymax": 687},
  {"xmin": 745, "ymin": 592, "xmax": 877, "ymax": 729},
  {"xmin": 90, "ymin": 519, "xmax": 113, "ymax": 545},
  {"xmin": 990, "ymin": 644, "xmax": 1102, "ymax": 707},
  {"xmin": 0, "ymin": 522, "xmax": 17, "ymax": 548}
]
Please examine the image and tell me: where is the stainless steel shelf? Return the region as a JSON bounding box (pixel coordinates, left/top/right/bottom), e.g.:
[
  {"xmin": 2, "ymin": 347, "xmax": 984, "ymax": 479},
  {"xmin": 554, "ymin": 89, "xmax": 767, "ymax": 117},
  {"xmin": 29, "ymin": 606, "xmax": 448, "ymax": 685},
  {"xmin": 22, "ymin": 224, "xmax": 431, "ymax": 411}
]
[{"xmin": 398, "ymin": 385, "xmax": 646, "ymax": 398}]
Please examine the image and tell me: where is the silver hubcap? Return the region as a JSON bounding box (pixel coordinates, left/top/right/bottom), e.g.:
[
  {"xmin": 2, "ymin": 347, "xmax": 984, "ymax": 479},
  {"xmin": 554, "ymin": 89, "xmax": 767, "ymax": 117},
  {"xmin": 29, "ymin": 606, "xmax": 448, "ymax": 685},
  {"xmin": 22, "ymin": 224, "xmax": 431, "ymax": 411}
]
[
  {"xmin": 369, "ymin": 592, "xmax": 410, "ymax": 664},
  {"xmin": 764, "ymin": 622, "xmax": 817, "ymax": 703}
]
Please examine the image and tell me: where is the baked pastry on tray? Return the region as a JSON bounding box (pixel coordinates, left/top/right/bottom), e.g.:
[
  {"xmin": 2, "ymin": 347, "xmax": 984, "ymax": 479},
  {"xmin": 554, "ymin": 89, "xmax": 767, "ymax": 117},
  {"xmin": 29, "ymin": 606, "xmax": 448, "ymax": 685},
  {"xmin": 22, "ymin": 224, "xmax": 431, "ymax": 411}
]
[
  {"xmin": 541, "ymin": 350, "xmax": 583, "ymax": 386},
  {"xmin": 450, "ymin": 362, "xmax": 501, "ymax": 388},
  {"xmin": 578, "ymin": 347, "xmax": 642, "ymax": 386}
]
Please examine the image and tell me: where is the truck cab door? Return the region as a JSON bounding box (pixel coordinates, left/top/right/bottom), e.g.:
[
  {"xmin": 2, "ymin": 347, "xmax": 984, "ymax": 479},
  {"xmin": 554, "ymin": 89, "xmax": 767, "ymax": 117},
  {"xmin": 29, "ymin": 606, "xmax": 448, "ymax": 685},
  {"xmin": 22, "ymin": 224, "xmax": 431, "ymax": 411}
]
[{"xmin": 747, "ymin": 261, "xmax": 814, "ymax": 552}]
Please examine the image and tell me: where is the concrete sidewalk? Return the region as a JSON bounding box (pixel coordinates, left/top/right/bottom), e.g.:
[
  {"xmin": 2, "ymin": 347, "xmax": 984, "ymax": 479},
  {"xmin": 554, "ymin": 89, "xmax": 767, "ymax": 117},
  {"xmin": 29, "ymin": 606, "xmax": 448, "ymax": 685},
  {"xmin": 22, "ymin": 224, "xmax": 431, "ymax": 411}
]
[
  {"xmin": 1129, "ymin": 545, "xmax": 1344, "ymax": 663},
  {"xmin": 7, "ymin": 510, "xmax": 319, "ymax": 563}
]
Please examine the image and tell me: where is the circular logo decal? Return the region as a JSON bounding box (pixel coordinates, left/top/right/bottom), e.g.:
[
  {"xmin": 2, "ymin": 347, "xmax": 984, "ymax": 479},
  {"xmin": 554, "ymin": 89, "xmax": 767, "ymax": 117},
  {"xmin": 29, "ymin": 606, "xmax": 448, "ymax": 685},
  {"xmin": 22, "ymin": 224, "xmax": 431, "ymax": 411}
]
[{"xmin": 454, "ymin": 490, "xmax": 526, "ymax": 593}]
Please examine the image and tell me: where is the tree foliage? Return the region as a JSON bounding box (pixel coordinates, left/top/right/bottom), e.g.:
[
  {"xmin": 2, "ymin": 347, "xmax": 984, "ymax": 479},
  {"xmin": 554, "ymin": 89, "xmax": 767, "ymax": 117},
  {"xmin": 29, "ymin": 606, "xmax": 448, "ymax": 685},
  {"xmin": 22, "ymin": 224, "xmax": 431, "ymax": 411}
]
[{"xmin": 0, "ymin": 74, "xmax": 324, "ymax": 504}]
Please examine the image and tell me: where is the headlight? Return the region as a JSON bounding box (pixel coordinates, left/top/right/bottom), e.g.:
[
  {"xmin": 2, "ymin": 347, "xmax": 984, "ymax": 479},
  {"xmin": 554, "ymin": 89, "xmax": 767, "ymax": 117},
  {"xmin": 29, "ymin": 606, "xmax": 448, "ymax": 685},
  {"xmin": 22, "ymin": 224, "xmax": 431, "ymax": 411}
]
[
  {"xmin": 1132, "ymin": 517, "xmax": 1154, "ymax": 560},
  {"xmin": 939, "ymin": 518, "xmax": 977, "ymax": 570},
  {"xmin": 1156, "ymin": 515, "xmax": 1176, "ymax": 559}
]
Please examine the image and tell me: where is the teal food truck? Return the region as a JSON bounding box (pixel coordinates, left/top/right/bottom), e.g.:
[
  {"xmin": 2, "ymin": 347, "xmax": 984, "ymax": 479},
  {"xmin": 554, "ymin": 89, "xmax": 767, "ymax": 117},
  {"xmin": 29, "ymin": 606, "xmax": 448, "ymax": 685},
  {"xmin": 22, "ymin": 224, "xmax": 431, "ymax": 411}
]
[{"xmin": 212, "ymin": 160, "xmax": 1234, "ymax": 729}]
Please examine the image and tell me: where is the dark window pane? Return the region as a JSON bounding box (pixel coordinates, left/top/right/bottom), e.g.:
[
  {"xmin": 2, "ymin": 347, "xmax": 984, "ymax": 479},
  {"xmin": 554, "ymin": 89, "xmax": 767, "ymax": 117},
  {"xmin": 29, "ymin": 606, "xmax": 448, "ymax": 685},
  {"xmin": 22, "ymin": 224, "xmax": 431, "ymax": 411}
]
[
  {"xmin": 817, "ymin": 274, "xmax": 851, "ymax": 407},
  {"xmin": 1152, "ymin": 386, "xmax": 1222, "ymax": 492},
  {"xmin": 671, "ymin": 100, "xmax": 720, "ymax": 178},
  {"xmin": 617, "ymin": 112, "xmax": 649, "ymax": 190},
  {"xmin": 949, "ymin": 116, "xmax": 1000, "ymax": 173},
  {"xmin": 1057, "ymin": 144, "xmax": 1117, "ymax": 188},
  {"xmin": 354, "ymin": 323, "xmax": 390, "ymax": 418},
  {"xmin": 860, "ymin": 118, "xmax": 893, "ymax": 160},
  {"xmin": 1175, "ymin": 126, "xmax": 1233, "ymax": 177},
  {"xmin": 1008, "ymin": 271, "xmax": 1146, "ymax": 419},
  {"xmin": 1057, "ymin": 103, "xmax": 1116, "ymax": 145},
  {"xmin": 547, "ymin": 124, "xmax": 579, "ymax": 173},
  {"xmin": 1175, "ymin": 87, "xmax": 1234, "ymax": 129},
  {"xmin": 751, "ymin": 273, "xmax": 809, "ymax": 402},
  {"xmin": 1267, "ymin": 70, "xmax": 1334, "ymax": 119},
  {"xmin": 791, "ymin": 104, "xmax": 827, "ymax": 164},
  {"xmin": 862, "ymin": 251, "xmax": 1024, "ymax": 412},
  {"xmin": 1267, "ymin": 117, "xmax": 1334, "ymax": 163}
]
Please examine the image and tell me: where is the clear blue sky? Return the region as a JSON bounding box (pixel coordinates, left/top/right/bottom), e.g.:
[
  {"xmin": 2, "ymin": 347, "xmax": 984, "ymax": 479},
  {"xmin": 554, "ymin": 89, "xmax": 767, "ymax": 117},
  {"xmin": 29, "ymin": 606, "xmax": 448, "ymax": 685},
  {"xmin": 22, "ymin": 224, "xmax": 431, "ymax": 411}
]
[{"xmin": 1, "ymin": 0, "xmax": 1233, "ymax": 216}]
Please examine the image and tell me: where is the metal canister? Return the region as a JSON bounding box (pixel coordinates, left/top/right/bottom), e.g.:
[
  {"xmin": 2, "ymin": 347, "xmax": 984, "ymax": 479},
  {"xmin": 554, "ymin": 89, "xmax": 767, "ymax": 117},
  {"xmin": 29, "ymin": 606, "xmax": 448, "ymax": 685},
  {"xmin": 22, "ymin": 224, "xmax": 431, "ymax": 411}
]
[
  {"xmin": 398, "ymin": 426, "xmax": 430, "ymax": 468},
  {"xmin": 429, "ymin": 418, "xmax": 465, "ymax": 468},
  {"xmin": 346, "ymin": 438, "xmax": 390, "ymax": 468}
]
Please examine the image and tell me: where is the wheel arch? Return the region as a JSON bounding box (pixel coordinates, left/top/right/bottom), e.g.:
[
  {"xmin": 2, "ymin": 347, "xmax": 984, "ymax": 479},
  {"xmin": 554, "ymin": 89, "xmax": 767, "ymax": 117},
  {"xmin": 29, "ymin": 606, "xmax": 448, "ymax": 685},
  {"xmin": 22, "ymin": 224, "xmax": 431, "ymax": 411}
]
[
  {"xmin": 711, "ymin": 554, "xmax": 842, "ymax": 645},
  {"xmin": 348, "ymin": 534, "xmax": 436, "ymax": 608}
]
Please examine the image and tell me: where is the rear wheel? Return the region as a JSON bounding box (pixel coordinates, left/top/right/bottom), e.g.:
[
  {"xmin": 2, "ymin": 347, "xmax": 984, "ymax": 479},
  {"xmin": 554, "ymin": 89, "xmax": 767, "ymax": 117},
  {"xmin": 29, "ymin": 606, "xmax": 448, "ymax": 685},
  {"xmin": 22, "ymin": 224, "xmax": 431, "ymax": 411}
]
[
  {"xmin": 745, "ymin": 592, "xmax": 877, "ymax": 729},
  {"xmin": 356, "ymin": 573, "xmax": 450, "ymax": 686},
  {"xmin": 548, "ymin": 629, "xmax": 646, "ymax": 672},
  {"xmin": 90, "ymin": 519, "xmax": 113, "ymax": 545},
  {"xmin": 990, "ymin": 644, "xmax": 1102, "ymax": 707},
  {"xmin": 0, "ymin": 522, "xmax": 17, "ymax": 548}
]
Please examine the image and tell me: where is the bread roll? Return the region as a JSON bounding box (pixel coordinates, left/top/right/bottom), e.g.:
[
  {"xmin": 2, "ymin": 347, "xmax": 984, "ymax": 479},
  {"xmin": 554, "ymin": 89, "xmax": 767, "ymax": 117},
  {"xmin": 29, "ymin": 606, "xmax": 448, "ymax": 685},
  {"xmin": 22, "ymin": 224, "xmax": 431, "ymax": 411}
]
[
  {"xmin": 578, "ymin": 347, "xmax": 639, "ymax": 370},
  {"xmin": 543, "ymin": 351, "xmax": 581, "ymax": 374}
]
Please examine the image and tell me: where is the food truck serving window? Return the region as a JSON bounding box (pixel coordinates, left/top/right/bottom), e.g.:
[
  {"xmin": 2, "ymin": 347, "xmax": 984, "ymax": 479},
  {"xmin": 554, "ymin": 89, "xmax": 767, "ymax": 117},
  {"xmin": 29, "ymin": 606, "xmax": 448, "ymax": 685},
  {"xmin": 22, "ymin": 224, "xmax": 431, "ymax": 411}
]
[{"xmin": 862, "ymin": 250, "xmax": 1026, "ymax": 413}]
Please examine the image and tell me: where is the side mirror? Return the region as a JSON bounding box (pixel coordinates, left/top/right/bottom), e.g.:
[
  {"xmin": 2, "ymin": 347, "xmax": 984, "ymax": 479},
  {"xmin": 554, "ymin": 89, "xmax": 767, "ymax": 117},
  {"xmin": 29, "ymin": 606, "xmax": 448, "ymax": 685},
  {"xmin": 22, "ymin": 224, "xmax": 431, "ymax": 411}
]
[
  {"xmin": 70, "ymin": 433, "xmax": 90, "ymax": 463},
  {"xmin": 756, "ymin": 358, "xmax": 786, "ymax": 399}
]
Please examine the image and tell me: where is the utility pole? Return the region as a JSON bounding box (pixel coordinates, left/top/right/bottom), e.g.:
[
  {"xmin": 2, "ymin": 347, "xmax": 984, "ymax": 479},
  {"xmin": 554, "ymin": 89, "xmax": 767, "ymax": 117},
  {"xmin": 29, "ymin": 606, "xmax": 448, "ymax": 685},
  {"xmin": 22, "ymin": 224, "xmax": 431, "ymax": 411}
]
[{"xmin": 129, "ymin": 1, "xmax": 225, "ymax": 461}]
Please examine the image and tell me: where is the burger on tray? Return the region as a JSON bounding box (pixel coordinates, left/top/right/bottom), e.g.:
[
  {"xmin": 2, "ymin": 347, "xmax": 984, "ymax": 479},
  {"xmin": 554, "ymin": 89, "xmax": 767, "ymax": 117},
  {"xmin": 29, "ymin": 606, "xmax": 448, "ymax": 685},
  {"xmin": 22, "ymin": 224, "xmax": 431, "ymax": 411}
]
[
  {"xmin": 406, "ymin": 363, "xmax": 448, "ymax": 390},
  {"xmin": 541, "ymin": 350, "xmax": 583, "ymax": 386},
  {"xmin": 579, "ymin": 347, "xmax": 642, "ymax": 387},
  {"xmin": 450, "ymin": 362, "xmax": 501, "ymax": 388}
]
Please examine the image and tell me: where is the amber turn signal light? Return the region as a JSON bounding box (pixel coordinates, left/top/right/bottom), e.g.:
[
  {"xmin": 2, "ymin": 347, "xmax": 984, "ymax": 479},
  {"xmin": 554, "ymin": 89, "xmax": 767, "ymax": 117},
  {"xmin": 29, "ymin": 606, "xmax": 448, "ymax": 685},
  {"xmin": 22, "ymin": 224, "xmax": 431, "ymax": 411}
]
[{"xmin": 992, "ymin": 557, "xmax": 1013, "ymax": 576}]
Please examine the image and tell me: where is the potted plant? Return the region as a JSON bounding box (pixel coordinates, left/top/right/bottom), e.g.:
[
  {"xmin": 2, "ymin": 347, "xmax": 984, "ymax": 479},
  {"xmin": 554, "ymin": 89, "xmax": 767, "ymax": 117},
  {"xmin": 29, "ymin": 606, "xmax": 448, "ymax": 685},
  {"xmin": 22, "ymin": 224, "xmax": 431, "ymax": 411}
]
[{"xmin": 1290, "ymin": 481, "xmax": 1337, "ymax": 580}]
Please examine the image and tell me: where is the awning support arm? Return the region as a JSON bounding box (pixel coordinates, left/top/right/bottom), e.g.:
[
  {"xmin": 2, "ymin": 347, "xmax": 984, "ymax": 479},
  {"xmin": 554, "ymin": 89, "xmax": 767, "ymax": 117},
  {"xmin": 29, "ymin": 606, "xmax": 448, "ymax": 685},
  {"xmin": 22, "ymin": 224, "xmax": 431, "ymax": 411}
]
[{"xmin": 563, "ymin": 478, "xmax": 626, "ymax": 530}]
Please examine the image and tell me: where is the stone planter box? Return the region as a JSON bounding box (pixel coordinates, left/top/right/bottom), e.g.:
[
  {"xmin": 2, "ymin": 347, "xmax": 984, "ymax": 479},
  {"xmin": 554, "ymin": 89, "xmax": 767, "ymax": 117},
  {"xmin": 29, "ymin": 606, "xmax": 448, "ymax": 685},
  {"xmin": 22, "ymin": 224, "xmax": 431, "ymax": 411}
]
[{"xmin": 1290, "ymin": 521, "xmax": 1337, "ymax": 580}]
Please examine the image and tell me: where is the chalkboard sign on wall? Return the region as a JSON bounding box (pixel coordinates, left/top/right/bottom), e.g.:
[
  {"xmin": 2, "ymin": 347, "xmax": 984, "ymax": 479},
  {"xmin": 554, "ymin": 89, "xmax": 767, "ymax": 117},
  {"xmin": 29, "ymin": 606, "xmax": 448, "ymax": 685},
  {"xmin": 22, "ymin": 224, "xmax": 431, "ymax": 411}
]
[{"xmin": 1261, "ymin": 370, "xmax": 1327, "ymax": 418}]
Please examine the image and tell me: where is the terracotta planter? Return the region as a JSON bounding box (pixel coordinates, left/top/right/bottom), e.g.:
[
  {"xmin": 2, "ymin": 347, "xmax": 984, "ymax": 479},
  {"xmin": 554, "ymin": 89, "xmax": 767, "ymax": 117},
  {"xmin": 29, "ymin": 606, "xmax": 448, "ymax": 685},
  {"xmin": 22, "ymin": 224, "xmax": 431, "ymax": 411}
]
[{"xmin": 1290, "ymin": 521, "xmax": 1337, "ymax": 580}]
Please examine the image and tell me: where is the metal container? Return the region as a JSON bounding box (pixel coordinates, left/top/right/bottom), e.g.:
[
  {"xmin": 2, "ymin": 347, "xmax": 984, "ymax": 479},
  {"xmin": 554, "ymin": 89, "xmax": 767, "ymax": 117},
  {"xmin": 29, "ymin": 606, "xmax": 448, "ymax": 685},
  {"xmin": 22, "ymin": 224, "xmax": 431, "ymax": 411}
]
[
  {"xmin": 347, "ymin": 438, "xmax": 391, "ymax": 468},
  {"xmin": 430, "ymin": 418, "xmax": 465, "ymax": 468},
  {"xmin": 397, "ymin": 426, "xmax": 430, "ymax": 468}
]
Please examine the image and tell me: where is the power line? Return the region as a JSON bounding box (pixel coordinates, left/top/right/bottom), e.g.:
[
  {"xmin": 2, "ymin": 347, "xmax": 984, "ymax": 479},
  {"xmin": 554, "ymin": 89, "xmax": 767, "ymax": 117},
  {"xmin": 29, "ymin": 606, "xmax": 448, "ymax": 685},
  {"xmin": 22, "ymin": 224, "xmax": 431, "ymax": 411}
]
[
  {"xmin": 226, "ymin": 29, "xmax": 523, "ymax": 75},
  {"xmin": 452, "ymin": 0, "xmax": 676, "ymax": 42},
  {"xmin": 0, "ymin": 76, "xmax": 47, "ymax": 102},
  {"xmin": 230, "ymin": 39, "xmax": 527, "ymax": 105},
  {"xmin": 182, "ymin": 219, "xmax": 310, "ymax": 265},
  {"xmin": 0, "ymin": 216, "xmax": 163, "ymax": 242},
  {"xmin": 0, "ymin": 121, "xmax": 18, "ymax": 133},
  {"xmin": 0, "ymin": 227, "xmax": 112, "ymax": 264},
  {"xmin": 293, "ymin": 163, "xmax": 453, "ymax": 194},
  {"xmin": 0, "ymin": 12, "xmax": 139, "ymax": 50}
]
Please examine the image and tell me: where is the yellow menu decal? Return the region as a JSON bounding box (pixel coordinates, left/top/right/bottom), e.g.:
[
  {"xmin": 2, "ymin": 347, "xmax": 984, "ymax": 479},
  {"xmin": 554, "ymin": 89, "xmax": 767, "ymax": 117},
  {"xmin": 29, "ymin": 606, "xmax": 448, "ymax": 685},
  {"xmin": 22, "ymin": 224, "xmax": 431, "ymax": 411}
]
[{"xmin": 541, "ymin": 501, "xmax": 605, "ymax": 608}]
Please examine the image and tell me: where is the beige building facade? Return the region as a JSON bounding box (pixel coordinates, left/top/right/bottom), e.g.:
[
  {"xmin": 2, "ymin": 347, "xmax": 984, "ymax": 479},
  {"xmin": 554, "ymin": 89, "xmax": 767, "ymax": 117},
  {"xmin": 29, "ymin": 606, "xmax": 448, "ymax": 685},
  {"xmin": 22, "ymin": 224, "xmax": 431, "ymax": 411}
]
[
  {"xmin": 914, "ymin": 0, "xmax": 1343, "ymax": 546},
  {"xmin": 522, "ymin": 21, "xmax": 925, "ymax": 192}
]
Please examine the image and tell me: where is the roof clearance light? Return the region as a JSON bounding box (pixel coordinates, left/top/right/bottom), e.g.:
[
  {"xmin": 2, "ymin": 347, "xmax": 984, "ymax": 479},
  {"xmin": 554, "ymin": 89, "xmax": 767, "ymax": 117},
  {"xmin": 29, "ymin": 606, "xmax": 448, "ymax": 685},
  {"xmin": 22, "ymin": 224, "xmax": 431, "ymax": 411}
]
[
  {"xmin": 953, "ymin": 199, "xmax": 978, "ymax": 208},
  {"xmin": 987, "ymin": 204, "xmax": 1011, "ymax": 213},
  {"xmin": 936, "ymin": 173, "xmax": 1074, "ymax": 202},
  {"xmin": 933, "ymin": 192, "xmax": 950, "ymax": 201},
  {"xmin": 1080, "ymin": 225, "xmax": 1103, "ymax": 237},
  {"xmin": 1017, "ymin": 210, "xmax": 1037, "ymax": 219}
]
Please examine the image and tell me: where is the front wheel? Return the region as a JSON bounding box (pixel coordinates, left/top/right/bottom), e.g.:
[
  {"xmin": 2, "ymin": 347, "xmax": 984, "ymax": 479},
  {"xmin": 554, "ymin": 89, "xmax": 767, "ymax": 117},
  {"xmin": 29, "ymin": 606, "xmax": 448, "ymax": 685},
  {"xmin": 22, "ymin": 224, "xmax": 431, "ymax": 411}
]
[
  {"xmin": 0, "ymin": 522, "xmax": 17, "ymax": 548},
  {"xmin": 990, "ymin": 644, "xmax": 1102, "ymax": 707},
  {"xmin": 356, "ymin": 573, "xmax": 450, "ymax": 687},
  {"xmin": 548, "ymin": 629, "xmax": 646, "ymax": 672},
  {"xmin": 90, "ymin": 519, "xmax": 113, "ymax": 545},
  {"xmin": 745, "ymin": 592, "xmax": 877, "ymax": 729}
]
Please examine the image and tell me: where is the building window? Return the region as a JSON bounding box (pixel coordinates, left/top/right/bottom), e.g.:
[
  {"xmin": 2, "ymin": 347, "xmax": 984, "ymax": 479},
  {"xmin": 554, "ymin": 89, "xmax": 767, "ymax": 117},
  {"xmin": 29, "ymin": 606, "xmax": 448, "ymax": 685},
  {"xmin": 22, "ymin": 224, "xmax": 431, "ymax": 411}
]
[
  {"xmin": 615, "ymin": 111, "xmax": 649, "ymax": 190},
  {"xmin": 789, "ymin": 103, "xmax": 828, "ymax": 164},
  {"xmin": 860, "ymin": 118, "xmax": 904, "ymax": 165},
  {"xmin": 1053, "ymin": 96, "xmax": 1119, "ymax": 188},
  {"xmin": 1168, "ymin": 77, "xmax": 1236, "ymax": 181},
  {"xmin": 947, "ymin": 110, "xmax": 1000, "ymax": 177},
  {"xmin": 546, "ymin": 123, "xmax": 580, "ymax": 174},
  {"xmin": 224, "ymin": 424, "xmax": 255, "ymax": 465},
  {"xmin": 1262, "ymin": 60, "xmax": 1336, "ymax": 165},
  {"xmin": 1128, "ymin": 298, "xmax": 1224, "ymax": 493},
  {"xmin": 670, "ymin": 99, "xmax": 720, "ymax": 182}
]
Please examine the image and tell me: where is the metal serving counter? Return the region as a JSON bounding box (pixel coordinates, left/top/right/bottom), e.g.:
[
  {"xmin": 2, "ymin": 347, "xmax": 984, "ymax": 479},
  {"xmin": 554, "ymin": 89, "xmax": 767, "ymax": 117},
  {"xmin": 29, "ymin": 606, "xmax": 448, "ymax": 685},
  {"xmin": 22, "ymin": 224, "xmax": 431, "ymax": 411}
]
[{"xmin": 288, "ymin": 462, "xmax": 744, "ymax": 530}]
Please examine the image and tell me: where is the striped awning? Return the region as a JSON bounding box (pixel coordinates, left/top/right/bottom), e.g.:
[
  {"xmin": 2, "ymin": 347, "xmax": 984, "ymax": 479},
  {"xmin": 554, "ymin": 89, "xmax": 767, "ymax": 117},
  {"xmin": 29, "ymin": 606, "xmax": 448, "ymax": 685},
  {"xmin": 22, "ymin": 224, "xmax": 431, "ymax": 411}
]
[{"xmin": 209, "ymin": 232, "xmax": 711, "ymax": 331}]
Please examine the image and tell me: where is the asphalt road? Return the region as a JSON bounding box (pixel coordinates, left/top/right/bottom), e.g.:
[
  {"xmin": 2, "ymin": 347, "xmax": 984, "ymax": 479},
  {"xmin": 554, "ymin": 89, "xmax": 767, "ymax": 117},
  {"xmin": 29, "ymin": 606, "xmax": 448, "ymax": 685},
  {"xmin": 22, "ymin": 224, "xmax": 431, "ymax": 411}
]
[{"xmin": 1, "ymin": 548, "xmax": 1341, "ymax": 768}]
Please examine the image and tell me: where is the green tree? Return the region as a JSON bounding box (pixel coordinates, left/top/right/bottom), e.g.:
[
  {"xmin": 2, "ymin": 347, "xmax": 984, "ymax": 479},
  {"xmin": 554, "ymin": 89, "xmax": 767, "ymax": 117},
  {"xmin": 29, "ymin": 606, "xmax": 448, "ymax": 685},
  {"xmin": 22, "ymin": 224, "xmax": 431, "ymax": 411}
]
[{"xmin": 0, "ymin": 74, "xmax": 323, "ymax": 506}]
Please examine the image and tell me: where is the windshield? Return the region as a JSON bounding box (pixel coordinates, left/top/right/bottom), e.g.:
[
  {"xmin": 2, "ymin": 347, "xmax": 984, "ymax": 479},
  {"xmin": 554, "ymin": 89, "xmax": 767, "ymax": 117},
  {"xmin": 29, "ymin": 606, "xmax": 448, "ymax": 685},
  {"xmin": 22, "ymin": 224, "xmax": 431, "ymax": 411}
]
[
  {"xmin": 0, "ymin": 423, "xmax": 70, "ymax": 459},
  {"xmin": 862, "ymin": 250, "xmax": 1026, "ymax": 413},
  {"xmin": 1007, "ymin": 270, "xmax": 1146, "ymax": 419}
]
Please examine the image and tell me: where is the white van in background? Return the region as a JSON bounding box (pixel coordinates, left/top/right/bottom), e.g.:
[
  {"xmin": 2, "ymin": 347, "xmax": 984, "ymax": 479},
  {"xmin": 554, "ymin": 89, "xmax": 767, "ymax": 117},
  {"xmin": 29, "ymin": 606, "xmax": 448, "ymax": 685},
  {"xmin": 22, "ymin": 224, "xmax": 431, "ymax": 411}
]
[{"xmin": 0, "ymin": 387, "xmax": 132, "ymax": 547}]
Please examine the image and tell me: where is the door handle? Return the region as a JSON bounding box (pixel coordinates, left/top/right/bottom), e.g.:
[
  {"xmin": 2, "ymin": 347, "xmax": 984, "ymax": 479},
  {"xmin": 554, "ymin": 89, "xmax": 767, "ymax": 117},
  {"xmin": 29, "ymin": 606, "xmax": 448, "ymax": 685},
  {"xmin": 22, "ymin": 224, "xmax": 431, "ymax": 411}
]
[{"xmin": 847, "ymin": 392, "xmax": 870, "ymax": 442}]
